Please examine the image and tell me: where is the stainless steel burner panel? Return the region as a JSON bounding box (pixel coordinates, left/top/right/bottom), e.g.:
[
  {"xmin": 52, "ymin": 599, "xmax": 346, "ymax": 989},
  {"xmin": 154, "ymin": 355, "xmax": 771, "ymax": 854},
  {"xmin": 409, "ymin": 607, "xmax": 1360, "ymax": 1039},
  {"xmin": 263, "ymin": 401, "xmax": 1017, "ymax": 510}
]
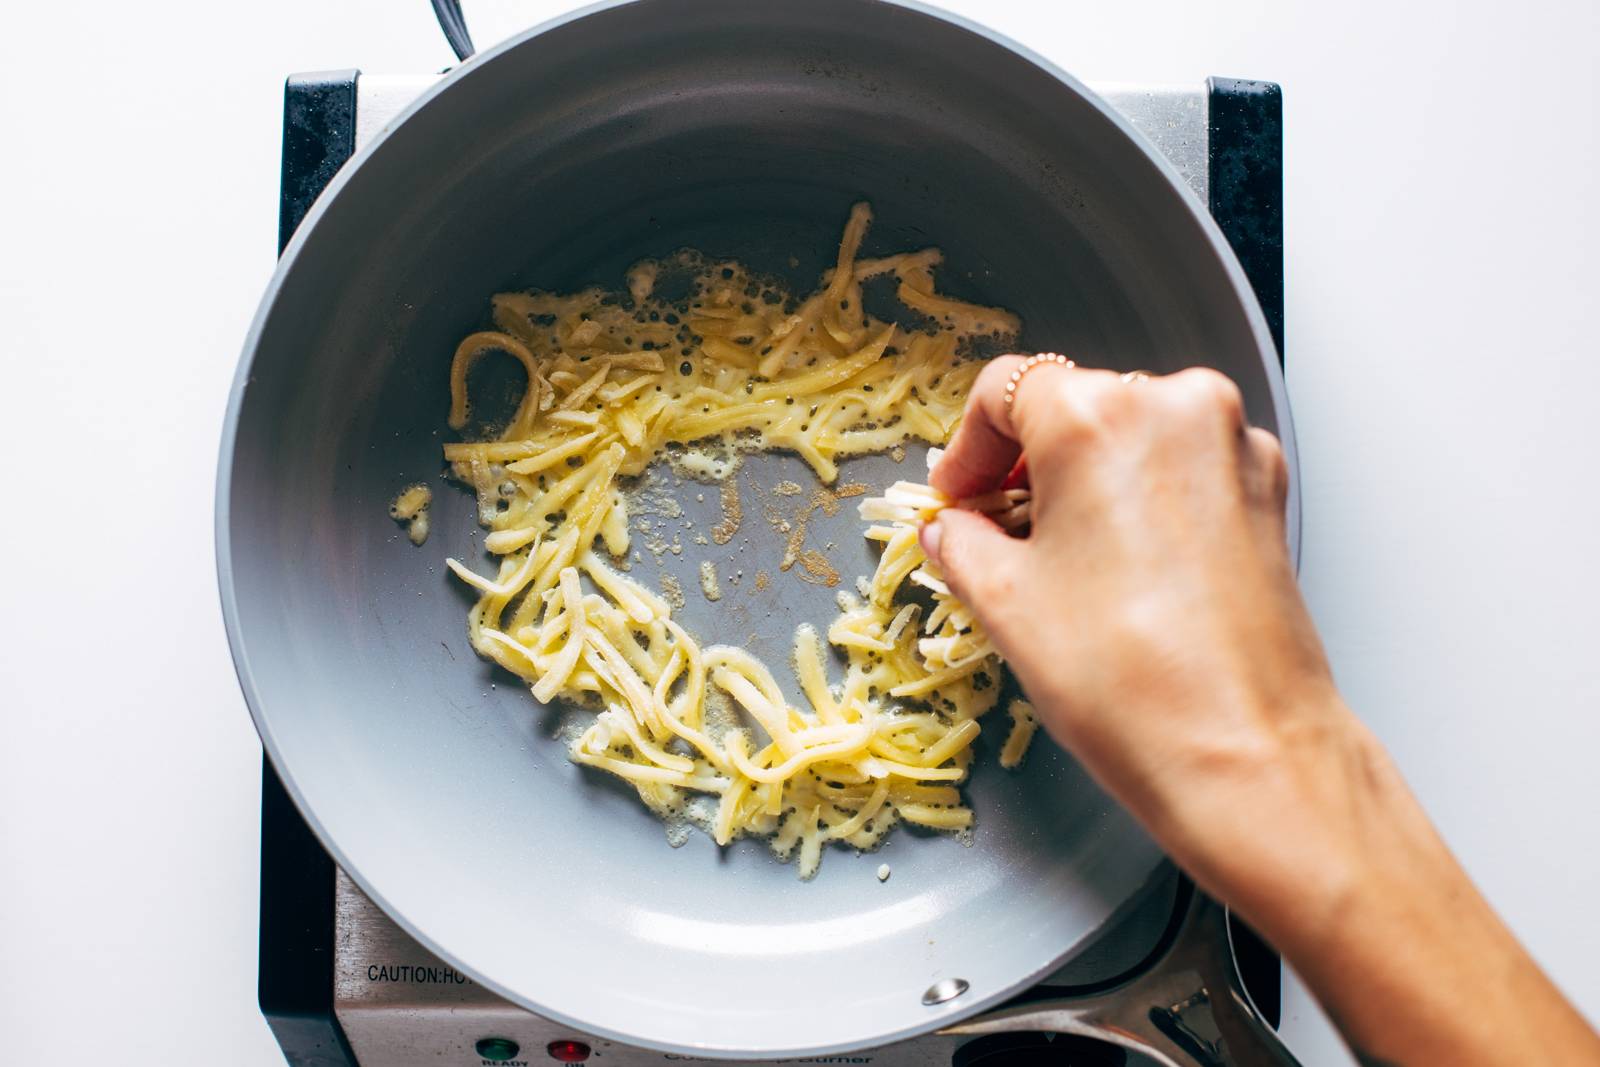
[{"xmin": 333, "ymin": 866, "xmax": 1181, "ymax": 1066}]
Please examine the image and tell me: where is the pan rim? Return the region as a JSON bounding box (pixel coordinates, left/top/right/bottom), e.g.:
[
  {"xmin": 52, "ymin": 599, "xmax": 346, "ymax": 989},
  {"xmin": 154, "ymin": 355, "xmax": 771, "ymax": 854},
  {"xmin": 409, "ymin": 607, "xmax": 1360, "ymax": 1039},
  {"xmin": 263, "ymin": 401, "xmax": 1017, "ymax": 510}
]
[{"xmin": 216, "ymin": 0, "xmax": 1299, "ymax": 1057}]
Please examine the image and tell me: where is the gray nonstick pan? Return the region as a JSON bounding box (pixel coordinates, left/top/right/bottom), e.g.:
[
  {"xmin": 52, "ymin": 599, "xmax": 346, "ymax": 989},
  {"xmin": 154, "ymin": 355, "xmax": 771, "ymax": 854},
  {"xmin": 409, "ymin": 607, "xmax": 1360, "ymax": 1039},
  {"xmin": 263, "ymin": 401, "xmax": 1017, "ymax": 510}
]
[{"xmin": 217, "ymin": 0, "xmax": 1301, "ymax": 1061}]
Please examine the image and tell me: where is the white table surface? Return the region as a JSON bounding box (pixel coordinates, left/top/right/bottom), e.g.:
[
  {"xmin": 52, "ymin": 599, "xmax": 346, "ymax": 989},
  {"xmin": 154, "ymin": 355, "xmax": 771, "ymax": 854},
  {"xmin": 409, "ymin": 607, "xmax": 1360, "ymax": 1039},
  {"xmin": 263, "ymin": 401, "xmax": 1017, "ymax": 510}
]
[{"xmin": 2, "ymin": 2, "xmax": 1596, "ymax": 1064}]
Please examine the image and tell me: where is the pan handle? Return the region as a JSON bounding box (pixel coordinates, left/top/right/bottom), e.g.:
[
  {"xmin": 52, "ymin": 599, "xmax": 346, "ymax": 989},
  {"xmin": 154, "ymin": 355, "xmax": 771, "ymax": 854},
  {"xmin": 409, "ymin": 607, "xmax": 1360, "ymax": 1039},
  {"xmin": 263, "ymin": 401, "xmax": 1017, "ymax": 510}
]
[
  {"xmin": 431, "ymin": 0, "xmax": 476, "ymax": 61},
  {"xmin": 943, "ymin": 885, "xmax": 1302, "ymax": 1067}
]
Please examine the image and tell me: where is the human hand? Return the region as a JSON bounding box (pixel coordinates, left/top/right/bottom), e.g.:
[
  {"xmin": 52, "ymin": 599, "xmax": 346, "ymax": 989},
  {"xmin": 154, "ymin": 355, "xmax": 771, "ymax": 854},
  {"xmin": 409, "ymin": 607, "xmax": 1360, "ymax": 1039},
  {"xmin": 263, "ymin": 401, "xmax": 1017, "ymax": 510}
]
[
  {"xmin": 922, "ymin": 357, "xmax": 1338, "ymax": 915},
  {"xmin": 921, "ymin": 356, "xmax": 1600, "ymax": 1066}
]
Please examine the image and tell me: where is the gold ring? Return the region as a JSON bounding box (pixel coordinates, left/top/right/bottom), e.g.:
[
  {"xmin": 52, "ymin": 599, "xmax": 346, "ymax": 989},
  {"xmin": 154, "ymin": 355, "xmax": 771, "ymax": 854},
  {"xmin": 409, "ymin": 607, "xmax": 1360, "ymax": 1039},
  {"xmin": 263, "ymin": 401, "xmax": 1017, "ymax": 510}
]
[
  {"xmin": 1003, "ymin": 352, "xmax": 1074, "ymax": 429},
  {"xmin": 1120, "ymin": 369, "xmax": 1151, "ymax": 384}
]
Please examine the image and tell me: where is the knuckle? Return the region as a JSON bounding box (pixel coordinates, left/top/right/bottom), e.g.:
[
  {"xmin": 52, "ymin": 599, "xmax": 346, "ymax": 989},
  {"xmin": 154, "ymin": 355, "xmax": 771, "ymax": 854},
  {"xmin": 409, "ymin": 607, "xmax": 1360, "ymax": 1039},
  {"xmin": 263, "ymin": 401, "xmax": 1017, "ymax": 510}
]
[
  {"xmin": 1053, "ymin": 371, "xmax": 1147, "ymax": 441},
  {"xmin": 1247, "ymin": 424, "xmax": 1281, "ymax": 457},
  {"xmin": 1091, "ymin": 371, "xmax": 1143, "ymax": 415},
  {"xmin": 1246, "ymin": 427, "xmax": 1289, "ymax": 503},
  {"xmin": 1034, "ymin": 383, "xmax": 1105, "ymax": 452},
  {"xmin": 1263, "ymin": 438, "xmax": 1290, "ymax": 499},
  {"xmin": 1172, "ymin": 367, "xmax": 1245, "ymax": 426}
]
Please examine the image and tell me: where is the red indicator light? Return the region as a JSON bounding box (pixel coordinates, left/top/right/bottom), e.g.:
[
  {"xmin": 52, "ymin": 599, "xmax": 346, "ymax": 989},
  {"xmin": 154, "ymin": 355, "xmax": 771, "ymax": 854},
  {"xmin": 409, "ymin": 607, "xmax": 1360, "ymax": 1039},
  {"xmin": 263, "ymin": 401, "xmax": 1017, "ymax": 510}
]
[{"xmin": 546, "ymin": 1039, "xmax": 592, "ymax": 1062}]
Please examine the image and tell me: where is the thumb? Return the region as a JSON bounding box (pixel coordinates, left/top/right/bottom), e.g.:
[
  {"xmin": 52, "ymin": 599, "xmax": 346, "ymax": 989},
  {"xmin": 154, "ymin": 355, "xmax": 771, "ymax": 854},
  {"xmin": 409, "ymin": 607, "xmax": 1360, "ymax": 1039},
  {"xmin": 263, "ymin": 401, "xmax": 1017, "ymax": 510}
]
[{"xmin": 920, "ymin": 507, "xmax": 1024, "ymax": 614}]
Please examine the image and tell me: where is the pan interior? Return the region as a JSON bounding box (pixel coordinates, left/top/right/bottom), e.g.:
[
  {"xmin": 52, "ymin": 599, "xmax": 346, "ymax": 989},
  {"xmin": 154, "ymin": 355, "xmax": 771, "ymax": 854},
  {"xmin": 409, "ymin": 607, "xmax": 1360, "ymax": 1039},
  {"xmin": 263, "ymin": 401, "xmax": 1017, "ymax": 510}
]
[{"xmin": 223, "ymin": 0, "xmax": 1283, "ymax": 1056}]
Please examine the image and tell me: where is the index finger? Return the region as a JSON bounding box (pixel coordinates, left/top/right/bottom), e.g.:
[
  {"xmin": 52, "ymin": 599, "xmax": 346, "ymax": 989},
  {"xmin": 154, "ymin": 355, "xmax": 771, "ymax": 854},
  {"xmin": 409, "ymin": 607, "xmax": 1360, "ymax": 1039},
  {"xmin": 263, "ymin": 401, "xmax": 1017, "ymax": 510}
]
[{"xmin": 929, "ymin": 355, "xmax": 1026, "ymax": 499}]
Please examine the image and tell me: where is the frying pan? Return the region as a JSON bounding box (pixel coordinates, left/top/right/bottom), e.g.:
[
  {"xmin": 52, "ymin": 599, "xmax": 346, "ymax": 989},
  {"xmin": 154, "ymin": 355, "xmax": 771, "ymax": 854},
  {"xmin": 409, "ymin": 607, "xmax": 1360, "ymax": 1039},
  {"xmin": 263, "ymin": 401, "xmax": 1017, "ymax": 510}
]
[{"xmin": 218, "ymin": 0, "xmax": 1302, "ymax": 1060}]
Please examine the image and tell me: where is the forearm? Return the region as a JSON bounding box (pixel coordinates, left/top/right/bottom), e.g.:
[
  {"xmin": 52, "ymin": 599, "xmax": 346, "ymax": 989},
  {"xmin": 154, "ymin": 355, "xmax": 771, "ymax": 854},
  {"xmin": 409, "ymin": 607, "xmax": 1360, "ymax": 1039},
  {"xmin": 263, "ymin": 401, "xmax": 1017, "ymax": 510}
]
[{"xmin": 1154, "ymin": 697, "xmax": 1600, "ymax": 1067}]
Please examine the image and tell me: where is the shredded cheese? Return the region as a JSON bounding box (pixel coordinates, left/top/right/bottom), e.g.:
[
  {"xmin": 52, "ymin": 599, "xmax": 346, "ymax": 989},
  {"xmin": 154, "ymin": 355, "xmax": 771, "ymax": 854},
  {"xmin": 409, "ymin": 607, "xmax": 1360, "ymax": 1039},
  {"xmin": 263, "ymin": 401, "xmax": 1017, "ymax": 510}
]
[
  {"xmin": 431, "ymin": 204, "xmax": 1037, "ymax": 878},
  {"xmin": 389, "ymin": 484, "xmax": 433, "ymax": 545}
]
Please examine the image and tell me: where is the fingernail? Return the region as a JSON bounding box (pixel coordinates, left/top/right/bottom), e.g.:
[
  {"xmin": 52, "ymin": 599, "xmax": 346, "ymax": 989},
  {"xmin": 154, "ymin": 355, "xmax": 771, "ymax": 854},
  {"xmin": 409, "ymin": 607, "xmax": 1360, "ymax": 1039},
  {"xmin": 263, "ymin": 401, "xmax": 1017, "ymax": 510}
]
[{"xmin": 919, "ymin": 518, "xmax": 943, "ymax": 564}]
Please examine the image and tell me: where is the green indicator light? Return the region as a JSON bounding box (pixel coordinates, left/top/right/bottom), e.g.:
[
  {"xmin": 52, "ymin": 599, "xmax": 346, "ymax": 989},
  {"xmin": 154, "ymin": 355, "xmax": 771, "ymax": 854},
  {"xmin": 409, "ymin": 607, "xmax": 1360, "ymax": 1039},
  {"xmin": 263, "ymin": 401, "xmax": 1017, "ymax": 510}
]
[{"xmin": 475, "ymin": 1036, "xmax": 521, "ymax": 1061}]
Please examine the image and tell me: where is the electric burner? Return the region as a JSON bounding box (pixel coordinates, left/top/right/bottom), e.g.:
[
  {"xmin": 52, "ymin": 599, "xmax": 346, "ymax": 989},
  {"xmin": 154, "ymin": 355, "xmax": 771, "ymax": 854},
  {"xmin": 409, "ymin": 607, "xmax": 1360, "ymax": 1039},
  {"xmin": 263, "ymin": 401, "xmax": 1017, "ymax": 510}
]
[{"xmin": 259, "ymin": 69, "xmax": 1284, "ymax": 1067}]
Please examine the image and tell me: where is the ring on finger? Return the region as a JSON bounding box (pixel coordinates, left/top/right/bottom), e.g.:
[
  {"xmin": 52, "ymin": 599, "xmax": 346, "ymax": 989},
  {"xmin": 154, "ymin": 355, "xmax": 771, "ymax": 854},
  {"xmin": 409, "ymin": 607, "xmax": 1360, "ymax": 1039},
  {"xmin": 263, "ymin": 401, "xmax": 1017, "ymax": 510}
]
[
  {"xmin": 1003, "ymin": 352, "xmax": 1074, "ymax": 430},
  {"xmin": 1120, "ymin": 369, "xmax": 1152, "ymax": 384}
]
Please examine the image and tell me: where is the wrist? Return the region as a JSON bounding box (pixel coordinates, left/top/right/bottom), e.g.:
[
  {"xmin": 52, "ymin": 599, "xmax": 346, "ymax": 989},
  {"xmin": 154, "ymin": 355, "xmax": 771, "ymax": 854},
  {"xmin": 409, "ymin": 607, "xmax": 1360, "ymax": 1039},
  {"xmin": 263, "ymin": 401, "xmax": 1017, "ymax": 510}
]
[
  {"xmin": 1177, "ymin": 702, "xmax": 1474, "ymax": 978},
  {"xmin": 1145, "ymin": 688, "xmax": 1395, "ymax": 955}
]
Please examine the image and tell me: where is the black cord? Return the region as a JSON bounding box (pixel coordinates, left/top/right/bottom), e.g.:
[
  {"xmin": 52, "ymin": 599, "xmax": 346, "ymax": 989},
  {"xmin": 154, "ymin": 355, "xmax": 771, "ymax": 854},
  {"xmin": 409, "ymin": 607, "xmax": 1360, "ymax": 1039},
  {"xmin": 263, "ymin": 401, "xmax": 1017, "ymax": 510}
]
[{"xmin": 430, "ymin": 0, "xmax": 476, "ymax": 61}]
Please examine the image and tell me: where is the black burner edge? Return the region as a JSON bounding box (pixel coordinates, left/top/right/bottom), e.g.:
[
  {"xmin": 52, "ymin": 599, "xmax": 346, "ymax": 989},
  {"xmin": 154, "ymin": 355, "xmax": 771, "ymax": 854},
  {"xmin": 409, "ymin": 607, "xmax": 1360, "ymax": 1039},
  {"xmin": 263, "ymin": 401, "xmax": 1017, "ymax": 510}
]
[
  {"xmin": 1208, "ymin": 76, "xmax": 1286, "ymax": 366},
  {"xmin": 278, "ymin": 71, "xmax": 359, "ymax": 255},
  {"xmin": 1207, "ymin": 74, "xmax": 1285, "ymax": 1031},
  {"xmin": 260, "ymin": 70, "xmax": 360, "ymax": 1067},
  {"xmin": 257, "ymin": 70, "xmax": 1286, "ymax": 1063}
]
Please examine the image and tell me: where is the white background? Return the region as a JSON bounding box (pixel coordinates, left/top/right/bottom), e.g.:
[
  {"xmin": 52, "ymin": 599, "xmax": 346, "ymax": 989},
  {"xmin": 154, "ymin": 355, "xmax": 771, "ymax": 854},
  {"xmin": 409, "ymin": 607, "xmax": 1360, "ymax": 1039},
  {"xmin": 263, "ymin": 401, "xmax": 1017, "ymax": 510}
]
[{"xmin": 2, "ymin": 1, "xmax": 1596, "ymax": 1064}]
